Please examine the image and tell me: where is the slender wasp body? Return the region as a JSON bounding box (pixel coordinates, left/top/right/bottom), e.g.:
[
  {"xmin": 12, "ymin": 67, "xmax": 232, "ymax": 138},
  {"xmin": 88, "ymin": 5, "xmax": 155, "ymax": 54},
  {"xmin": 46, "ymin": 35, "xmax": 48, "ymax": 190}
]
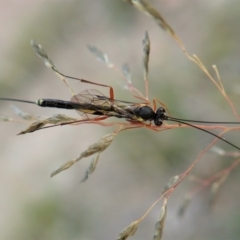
[
  {"xmin": 1, "ymin": 91, "xmax": 240, "ymax": 151},
  {"xmin": 0, "ymin": 93, "xmax": 166, "ymax": 125}
]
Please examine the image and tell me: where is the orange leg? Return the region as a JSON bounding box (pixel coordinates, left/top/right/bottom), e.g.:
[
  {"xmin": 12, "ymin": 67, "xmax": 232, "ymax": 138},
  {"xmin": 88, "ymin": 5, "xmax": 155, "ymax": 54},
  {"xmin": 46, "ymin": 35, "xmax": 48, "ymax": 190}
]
[
  {"xmin": 80, "ymin": 79, "xmax": 114, "ymax": 100},
  {"xmin": 52, "ymin": 67, "xmax": 115, "ymax": 99}
]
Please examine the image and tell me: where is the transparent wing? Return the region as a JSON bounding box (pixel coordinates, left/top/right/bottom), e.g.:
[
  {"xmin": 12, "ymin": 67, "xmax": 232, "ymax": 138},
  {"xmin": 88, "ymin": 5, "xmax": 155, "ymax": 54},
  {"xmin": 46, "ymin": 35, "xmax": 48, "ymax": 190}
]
[
  {"xmin": 71, "ymin": 89, "xmax": 138, "ymax": 105},
  {"xmin": 71, "ymin": 89, "xmax": 111, "ymax": 106},
  {"xmin": 70, "ymin": 89, "xmax": 142, "ymax": 119}
]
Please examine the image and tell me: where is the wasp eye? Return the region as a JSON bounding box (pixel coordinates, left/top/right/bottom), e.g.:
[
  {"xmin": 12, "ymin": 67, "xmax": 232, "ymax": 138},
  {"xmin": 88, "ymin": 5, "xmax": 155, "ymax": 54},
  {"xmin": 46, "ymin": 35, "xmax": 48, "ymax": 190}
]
[
  {"xmin": 154, "ymin": 107, "xmax": 166, "ymax": 126},
  {"xmin": 156, "ymin": 107, "xmax": 165, "ymax": 114},
  {"xmin": 154, "ymin": 118, "xmax": 163, "ymax": 126}
]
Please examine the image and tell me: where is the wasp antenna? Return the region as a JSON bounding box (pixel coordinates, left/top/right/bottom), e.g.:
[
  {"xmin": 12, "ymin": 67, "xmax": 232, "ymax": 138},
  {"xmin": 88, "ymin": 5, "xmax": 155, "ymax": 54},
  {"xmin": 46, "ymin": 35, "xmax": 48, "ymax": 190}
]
[
  {"xmin": 167, "ymin": 116, "xmax": 240, "ymax": 125},
  {"xmin": 165, "ymin": 117, "xmax": 240, "ymax": 151}
]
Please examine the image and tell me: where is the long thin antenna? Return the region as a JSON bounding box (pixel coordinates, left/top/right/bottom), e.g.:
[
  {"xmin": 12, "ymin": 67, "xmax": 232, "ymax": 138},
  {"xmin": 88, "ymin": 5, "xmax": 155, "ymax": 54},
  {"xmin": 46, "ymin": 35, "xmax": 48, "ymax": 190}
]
[
  {"xmin": 165, "ymin": 116, "xmax": 240, "ymax": 151},
  {"xmin": 168, "ymin": 116, "xmax": 240, "ymax": 125},
  {"xmin": 0, "ymin": 98, "xmax": 36, "ymax": 105}
]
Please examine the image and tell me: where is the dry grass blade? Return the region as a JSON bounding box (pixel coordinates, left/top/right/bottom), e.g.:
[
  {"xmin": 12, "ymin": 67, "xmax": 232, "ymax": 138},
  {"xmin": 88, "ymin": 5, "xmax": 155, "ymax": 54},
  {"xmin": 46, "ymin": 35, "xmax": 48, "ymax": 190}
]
[
  {"xmin": 51, "ymin": 161, "xmax": 75, "ymax": 177},
  {"xmin": 17, "ymin": 114, "xmax": 78, "ymax": 135},
  {"xmin": 124, "ymin": 0, "xmax": 240, "ymax": 120},
  {"xmin": 11, "ymin": 105, "xmax": 37, "ymax": 120},
  {"xmin": 30, "ymin": 40, "xmax": 56, "ymax": 69},
  {"xmin": 31, "ymin": 40, "xmax": 75, "ymax": 95},
  {"xmin": 18, "ymin": 121, "xmax": 45, "ymax": 135},
  {"xmin": 124, "ymin": 0, "xmax": 240, "ymax": 119},
  {"xmin": 88, "ymin": 45, "xmax": 113, "ymax": 68},
  {"xmin": 178, "ymin": 194, "xmax": 192, "ymax": 217},
  {"xmin": 162, "ymin": 175, "xmax": 180, "ymax": 194},
  {"xmin": 209, "ymin": 174, "xmax": 229, "ymax": 206},
  {"xmin": 117, "ymin": 220, "xmax": 139, "ymax": 240},
  {"xmin": 87, "ymin": 42, "xmax": 146, "ymax": 99},
  {"xmin": 125, "ymin": 0, "xmax": 174, "ymax": 35},
  {"xmin": 75, "ymin": 133, "xmax": 115, "ymax": 159},
  {"xmin": 43, "ymin": 114, "xmax": 78, "ymax": 124},
  {"xmin": 153, "ymin": 198, "xmax": 168, "ymax": 240},
  {"xmin": 51, "ymin": 133, "xmax": 115, "ymax": 177},
  {"xmin": 142, "ymin": 31, "xmax": 150, "ymax": 78},
  {"xmin": 81, "ymin": 153, "xmax": 100, "ymax": 182},
  {"xmin": 212, "ymin": 65, "xmax": 225, "ymax": 93},
  {"xmin": 122, "ymin": 63, "xmax": 132, "ymax": 84}
]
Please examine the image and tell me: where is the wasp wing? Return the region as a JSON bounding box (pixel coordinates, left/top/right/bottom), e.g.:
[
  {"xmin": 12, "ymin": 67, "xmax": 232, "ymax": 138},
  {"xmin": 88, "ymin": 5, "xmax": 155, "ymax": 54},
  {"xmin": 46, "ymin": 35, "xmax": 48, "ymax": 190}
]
[{"xmin": 70, "ymin": 89, "xmax": 144, "ymax": 120}]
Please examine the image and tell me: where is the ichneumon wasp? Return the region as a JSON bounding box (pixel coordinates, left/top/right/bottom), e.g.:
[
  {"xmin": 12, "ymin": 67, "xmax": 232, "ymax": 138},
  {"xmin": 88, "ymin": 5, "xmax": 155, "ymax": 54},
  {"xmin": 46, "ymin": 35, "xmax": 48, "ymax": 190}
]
[
  {"xmin": 1, "ymin": 67, "xmax": 240, "ymax": 151},
  {"xmin": 1, "ymin": 39, "xmax": 240, "ymax": 178}
]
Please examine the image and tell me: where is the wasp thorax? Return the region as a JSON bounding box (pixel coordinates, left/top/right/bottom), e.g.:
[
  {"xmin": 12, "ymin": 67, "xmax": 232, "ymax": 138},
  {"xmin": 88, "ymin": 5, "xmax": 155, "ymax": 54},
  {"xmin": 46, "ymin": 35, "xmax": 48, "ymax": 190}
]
[{"xmin": 133, "ymin": 106, "xmax": 156, "ymax": 121}]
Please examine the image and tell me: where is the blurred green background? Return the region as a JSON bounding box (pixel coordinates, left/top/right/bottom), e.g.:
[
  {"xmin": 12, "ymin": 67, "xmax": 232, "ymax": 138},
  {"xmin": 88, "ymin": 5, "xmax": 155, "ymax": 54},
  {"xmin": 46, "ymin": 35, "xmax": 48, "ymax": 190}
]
[{"xmin": 0, "ymin": 1, "xmax": 240, "ymax": 239}]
